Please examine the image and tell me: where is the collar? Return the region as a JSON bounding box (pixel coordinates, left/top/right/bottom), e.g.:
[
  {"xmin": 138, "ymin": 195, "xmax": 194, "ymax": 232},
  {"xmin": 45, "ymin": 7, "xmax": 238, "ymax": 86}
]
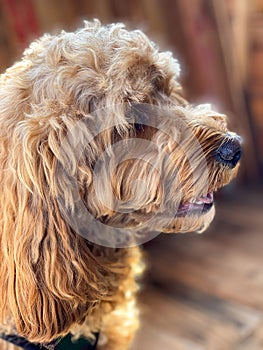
[{"xmin": 0, "ymin": 332, "xmax": 99, "ymax": 350}]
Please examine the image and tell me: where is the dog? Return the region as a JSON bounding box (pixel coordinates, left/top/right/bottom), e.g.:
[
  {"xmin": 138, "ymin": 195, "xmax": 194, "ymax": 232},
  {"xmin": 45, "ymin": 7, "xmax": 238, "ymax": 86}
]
[{"xmin": 0, "ymin": 20, "xmax": 241, "ymax": 350}]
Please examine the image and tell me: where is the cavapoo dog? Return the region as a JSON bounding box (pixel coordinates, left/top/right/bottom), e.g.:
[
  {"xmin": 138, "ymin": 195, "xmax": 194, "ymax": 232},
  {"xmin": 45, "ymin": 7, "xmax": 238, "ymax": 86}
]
[{"xmin": 0, "ymin": 20, "xmax": 241, "ymax": 350}]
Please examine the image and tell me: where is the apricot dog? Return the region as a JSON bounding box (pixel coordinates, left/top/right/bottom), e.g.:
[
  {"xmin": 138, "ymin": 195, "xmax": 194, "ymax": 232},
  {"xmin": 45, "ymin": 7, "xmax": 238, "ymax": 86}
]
[{"xmin": 0, "ymin": 20, "xmax": 241, "ymax": 350}]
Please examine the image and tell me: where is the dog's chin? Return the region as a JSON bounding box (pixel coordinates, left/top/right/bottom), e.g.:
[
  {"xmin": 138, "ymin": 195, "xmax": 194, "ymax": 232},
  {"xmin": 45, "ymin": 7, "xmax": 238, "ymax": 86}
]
[{"xmin": 162, "ymin": 204, "xmax": 216, "ymax": 234}]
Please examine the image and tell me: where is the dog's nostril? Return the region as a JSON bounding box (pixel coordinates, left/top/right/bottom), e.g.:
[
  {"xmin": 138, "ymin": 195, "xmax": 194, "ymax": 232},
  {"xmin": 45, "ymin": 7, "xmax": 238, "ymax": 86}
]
[{"xmin": 215, "ymin": 136, "xmax": 242, "ymax": 168}]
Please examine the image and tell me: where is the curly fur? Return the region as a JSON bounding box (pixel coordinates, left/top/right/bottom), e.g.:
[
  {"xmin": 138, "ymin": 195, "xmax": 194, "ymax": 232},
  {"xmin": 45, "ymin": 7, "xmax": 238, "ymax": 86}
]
[{"xmin": 0, "ymin": 20, "xmax": 240, "ymax": 350}]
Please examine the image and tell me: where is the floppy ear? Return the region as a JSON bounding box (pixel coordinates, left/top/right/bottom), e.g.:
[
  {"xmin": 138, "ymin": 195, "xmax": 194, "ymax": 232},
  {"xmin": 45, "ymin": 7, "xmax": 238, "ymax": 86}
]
[{"xmin": 0, "ymin": 65, "xmax": 112, "ymax": 343}]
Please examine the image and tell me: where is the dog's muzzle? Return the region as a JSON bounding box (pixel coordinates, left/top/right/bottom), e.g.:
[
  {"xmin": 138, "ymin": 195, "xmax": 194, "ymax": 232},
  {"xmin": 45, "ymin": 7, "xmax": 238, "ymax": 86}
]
[{"xmin": 215, "ymin": 134, "xmax": 242, "ymax": 168}]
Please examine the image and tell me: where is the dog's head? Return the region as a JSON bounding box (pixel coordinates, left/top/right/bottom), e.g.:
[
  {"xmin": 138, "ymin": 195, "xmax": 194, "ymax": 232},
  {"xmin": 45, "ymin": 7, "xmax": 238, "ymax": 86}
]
[{"xmin": 0, "ymin": 20, "xmax": 241, "ymax": 341}]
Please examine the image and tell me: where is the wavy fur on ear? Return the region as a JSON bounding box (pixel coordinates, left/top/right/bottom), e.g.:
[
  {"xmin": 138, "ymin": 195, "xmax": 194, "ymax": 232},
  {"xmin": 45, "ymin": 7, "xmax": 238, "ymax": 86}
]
[
  {"xmin": 0, "ymin": 68, "xmax": 100, "ymax": 343},
  {"xmin": 0, "ymin": 41, "xmax": 141, "ymax": 345}
]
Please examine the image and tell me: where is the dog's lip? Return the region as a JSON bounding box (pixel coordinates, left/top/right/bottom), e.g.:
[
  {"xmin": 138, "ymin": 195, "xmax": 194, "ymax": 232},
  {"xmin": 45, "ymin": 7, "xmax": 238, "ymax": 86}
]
[{"xmin": 176, "ymin": 192, "xmax": 214, "ymax": 216}]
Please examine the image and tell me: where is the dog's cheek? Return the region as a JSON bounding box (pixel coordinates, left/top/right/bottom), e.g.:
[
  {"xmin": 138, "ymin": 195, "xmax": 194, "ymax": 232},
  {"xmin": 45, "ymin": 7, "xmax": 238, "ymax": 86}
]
[{"xmin": 112, "ymin": 158, "xmax": 163, "ymax": 214}]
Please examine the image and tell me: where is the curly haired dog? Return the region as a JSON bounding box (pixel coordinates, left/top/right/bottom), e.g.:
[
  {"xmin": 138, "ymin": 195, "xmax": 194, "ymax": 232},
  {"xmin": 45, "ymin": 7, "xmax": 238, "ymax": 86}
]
[{"xmin": 0, "ymin": 20, "xmax": 241, "ymax": 350}]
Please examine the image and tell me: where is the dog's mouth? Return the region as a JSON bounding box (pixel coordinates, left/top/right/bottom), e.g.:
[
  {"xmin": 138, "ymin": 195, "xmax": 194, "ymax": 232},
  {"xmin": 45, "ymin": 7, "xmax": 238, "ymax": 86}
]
[{"xmin": 176, "ymin": 192, "xmax": 214, "ymax": 217}]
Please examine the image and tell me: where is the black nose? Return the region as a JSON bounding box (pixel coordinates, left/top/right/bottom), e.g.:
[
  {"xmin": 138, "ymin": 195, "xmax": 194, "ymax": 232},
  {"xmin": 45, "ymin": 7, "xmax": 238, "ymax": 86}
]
[{"xmin": 215, "ymin": 135, "xmax": 242, "ymax": 168}]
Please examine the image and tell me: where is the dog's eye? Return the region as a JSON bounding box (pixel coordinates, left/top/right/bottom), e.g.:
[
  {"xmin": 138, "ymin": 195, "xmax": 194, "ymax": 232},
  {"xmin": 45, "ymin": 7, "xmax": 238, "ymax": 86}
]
[{"xmin": 133, "ymin": 123, "xmax": 144, "ymax": 132}]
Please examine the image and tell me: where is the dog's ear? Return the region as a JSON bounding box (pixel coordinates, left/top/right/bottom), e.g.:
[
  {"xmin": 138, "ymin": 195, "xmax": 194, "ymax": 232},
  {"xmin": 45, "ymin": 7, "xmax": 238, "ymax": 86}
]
[
  {"xmin": 0, "ymin": 69, "xmax": 111, "ymax": 342},
  {"xmin": 109, "ymin": 51, "xmax": 183, "ymax": 109}
]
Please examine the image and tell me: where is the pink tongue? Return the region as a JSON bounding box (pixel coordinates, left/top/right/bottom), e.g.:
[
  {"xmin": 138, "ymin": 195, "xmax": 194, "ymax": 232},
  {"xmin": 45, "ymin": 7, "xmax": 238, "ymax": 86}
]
[{"xmin": 200, "ymin": 192, "xmax": 214, "ymax": 204}]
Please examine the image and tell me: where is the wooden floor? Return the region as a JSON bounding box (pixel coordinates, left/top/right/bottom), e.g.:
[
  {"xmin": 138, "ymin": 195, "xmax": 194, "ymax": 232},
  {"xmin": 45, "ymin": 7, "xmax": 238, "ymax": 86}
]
[{"xmin": 131, "ymin": 188, "xmax": 263, "ymax": 350}]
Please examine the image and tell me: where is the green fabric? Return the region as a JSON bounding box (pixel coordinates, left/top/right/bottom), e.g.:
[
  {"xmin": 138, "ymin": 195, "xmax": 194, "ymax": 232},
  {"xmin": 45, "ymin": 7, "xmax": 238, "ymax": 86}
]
[
  {"xmin": 0, "ymin": 331, "xmax": 99, "ymax": 350},
  {"xmin": 55, "ymin": 333, "xmax": 99, "ymax": 350}
]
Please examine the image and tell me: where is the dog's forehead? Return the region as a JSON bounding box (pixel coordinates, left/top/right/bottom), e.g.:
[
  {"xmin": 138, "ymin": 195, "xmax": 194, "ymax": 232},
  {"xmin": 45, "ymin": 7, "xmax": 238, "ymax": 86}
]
[
  {"xmin": 182, "ymin": 104, "xmax": 227, "ymax": 129},
  {"xmin": 22, "ymin": 21, "xmax": 184, "ymax": 106}
]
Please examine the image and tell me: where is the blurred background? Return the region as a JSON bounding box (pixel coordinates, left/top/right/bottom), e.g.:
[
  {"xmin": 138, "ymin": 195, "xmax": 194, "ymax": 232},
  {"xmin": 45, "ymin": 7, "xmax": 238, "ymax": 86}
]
[{"xmin": 0, "ymin": 0, "xmax": 263, "ymax": 349}]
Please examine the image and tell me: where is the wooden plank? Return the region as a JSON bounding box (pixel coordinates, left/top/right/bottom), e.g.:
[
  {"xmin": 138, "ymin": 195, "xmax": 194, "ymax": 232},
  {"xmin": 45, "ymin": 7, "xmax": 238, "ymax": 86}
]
[
  {"xmin": 148, "ymin": 234, "xmax": 263, "ymax": 310},
  {"xmin": 132, "ymin": 320, "xmax": 204, "ymax": 350},
  {"xmin": 34, "ymin": 0, "xmax": 78, "ymax": 32},
  {"xmin": 176, "ymin": 0, "xmax": 232, "ymax": 103},
  {"xmin": 0, "ymin": 1, "xmax": 21, "ymax": 69},
  {"xmin": 141, "ymin": 0, "xmax": 167, "ymax": 38},
  {"xmin": 92, "ymin": 0, "xmax": 114, "ymax": 23},
  {"xmin": 236, "ymin": 322, "xmax": 263, "ymax": 350},
  {"xmin": 132, "ymin": 286, "xmax": 262, "ymax": 350}
]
